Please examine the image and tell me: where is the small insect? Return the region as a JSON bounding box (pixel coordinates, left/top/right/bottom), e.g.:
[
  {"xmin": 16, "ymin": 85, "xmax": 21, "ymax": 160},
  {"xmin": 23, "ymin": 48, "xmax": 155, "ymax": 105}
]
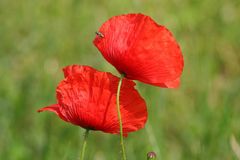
[{"xmin": 95, "ymin": 31, "xmax": 104, "ymax": 38}]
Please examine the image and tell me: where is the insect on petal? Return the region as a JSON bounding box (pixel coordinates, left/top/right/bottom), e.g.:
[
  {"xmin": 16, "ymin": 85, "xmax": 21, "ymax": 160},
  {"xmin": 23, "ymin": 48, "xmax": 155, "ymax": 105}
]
[{"xmin": 93, "ymin": 13, "xmax": 184, "ymax": 88}]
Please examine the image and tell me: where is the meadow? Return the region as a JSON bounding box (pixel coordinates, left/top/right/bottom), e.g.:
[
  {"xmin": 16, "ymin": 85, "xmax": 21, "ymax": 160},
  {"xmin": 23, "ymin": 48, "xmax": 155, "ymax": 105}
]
[{"xmin": 0, "ymin": 0, "xmax": 240, "ymax": 159}]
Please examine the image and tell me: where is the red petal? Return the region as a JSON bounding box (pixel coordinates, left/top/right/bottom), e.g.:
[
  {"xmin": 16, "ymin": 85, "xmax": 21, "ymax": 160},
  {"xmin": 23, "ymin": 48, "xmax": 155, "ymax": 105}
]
[
  {"xmin": 62, "ymin": 65, "xmax": 93, "ymax": 78},
  {"xmin": 152, "ymin": 77, "xmax": 180, "ymax": 88},
  {"xmin": 43, "ymin": 65, "xmax": 147, "ymax": 135},
  {"xmin": 38, "ymin": 104, "xmax": 69, "ymax": 122},
  {"xmin": 93, "ymin": 13, "xmax": 184, "ymax": 88}
]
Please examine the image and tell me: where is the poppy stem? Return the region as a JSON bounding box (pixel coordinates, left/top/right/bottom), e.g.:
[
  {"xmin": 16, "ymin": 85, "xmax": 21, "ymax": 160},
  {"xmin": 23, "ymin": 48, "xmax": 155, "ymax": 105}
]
[
  {"xmin": 80, "ymin": 129, "xmax": 90, "ymax": 160},
  {"xmin": 116, "ymin": 74, "xmax": 127, "ymax": 160}
]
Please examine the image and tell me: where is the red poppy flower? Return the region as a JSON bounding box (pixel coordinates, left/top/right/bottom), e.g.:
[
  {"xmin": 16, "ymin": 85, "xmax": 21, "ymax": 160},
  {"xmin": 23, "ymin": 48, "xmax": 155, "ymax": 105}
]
[
  {"xmin": 93, "ymin": 13, "xmax": 184, "ymax": 88},
  {"xmin": 38, "ymin": 65, "xmax": 147, "ymax": 136}
]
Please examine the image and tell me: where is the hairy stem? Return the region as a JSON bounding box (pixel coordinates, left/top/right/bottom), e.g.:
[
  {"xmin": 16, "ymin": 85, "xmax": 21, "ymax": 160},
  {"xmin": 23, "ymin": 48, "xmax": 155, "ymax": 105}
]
[
  {"xmin": 116, "ymin": 74, "xmax": 127, "ymax": 160},
  {"xmin": 80, "ymin": 129, "xmax": 90, "ymax": 160}
]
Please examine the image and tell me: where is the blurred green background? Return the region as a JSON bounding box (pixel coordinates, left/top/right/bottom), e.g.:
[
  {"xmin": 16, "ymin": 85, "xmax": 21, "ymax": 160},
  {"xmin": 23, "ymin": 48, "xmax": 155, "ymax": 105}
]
[{"xmin": 1, "ymin": 0, "xmax": 240, "ymax": 159}]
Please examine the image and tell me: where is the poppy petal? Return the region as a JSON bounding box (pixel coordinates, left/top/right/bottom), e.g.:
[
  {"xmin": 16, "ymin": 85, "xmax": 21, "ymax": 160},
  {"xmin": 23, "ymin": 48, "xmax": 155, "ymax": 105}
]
[
  {"xmin": 93, "ymin": 13, "xmax": 184, "ymax": 88},
  {"xmin": 39, "ymin": 65, "xmax": 147, "ymax": 135},
  {"xmin": 38, "ymin": 104, "xmax": 69, "ymax": 122},
  {"xmin": 152, "ymin": 77, "xmax": 180, "ymax": 88},
  {"xmin": 62, "ymin": 65, "xmax": 93, "ymax": 78}
]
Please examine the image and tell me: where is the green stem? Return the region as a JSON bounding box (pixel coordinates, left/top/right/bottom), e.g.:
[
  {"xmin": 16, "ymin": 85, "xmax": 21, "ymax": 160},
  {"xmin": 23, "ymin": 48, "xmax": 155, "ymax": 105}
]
[
  {"xmin": 80, "ymin": 129, "xmax": 90, "ymax": 160},
  {"xmin": 116, "ymin": 74, "xmax": 127, "ymax": 160}
]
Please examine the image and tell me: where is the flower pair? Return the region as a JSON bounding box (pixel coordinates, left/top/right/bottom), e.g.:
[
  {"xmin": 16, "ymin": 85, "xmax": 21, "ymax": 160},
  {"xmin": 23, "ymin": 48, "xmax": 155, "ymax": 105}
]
[{"xmin": 38, "ymin": 13, "xmax": 184, "ymax": 136}]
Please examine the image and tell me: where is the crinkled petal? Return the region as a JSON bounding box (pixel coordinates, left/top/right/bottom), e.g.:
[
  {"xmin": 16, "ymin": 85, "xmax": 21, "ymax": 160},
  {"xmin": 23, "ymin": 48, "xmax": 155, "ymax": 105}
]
[
  {"xmin": 93, "ymin": 13, "xmax": 184, "ymax": 88},
  {"xmin": 38, "ymin": 104, "xmax": 69, "ymax": 122},
  {"xmin": 62, "ymin": 65, "xmax": 93, "ymax": 78},
  {"xmin": 40, "ymin": 65, "xmax": 147, "ymax": 135}
]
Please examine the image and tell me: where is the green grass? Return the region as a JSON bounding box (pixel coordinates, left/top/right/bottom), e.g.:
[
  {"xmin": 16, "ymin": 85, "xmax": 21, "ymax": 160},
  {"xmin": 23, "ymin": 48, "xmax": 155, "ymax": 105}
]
[{"xmin": 0, "ymin": 0, "xmax": 240, "ymax": 159}]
